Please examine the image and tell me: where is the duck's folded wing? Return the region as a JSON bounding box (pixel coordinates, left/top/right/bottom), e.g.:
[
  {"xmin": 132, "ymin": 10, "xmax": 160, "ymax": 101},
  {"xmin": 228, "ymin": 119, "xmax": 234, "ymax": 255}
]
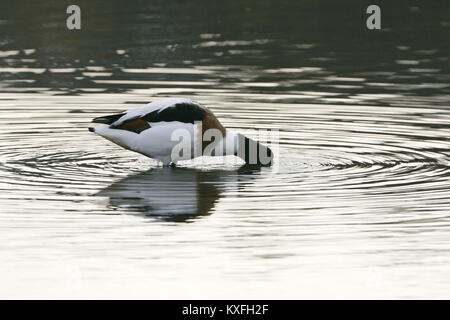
[
  {"xmin": 140, "ymin": 102, "xmax": 207, "ymax": 124},
  {"xmin": 112, "ymin": 101, "xmax": 207, "ymax": 127},
  {"xmin": 96, "ymin": 101, "xmax": 208, "ymax": 134},
  {"xmin": 91, "ymin": 112, "xmax": 126, "ymax": 124}
]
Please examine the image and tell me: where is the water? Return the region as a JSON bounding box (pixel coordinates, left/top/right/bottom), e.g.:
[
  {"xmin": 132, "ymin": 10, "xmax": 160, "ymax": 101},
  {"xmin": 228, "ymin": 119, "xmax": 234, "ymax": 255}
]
[{"xmin": 0, "ymin": 0, "xmax": 449, "ymax": 298}]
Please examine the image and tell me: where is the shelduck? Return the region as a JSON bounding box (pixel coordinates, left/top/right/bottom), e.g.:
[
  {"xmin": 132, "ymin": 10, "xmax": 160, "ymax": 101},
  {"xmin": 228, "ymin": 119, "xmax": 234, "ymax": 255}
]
[{"xmin": 88, "ymin": 98, "xmax": 273, "ymax": 166}]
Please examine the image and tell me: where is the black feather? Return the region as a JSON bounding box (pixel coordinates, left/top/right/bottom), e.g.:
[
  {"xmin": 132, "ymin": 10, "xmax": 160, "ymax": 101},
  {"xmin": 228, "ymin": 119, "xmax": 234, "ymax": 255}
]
[
  {"xmin": 92, "ymin": 113, "xmax": 125, "ymax": 124},
  {"xmin": 141, "ymin": 103, "xmax": 207, "ymax": 124}
]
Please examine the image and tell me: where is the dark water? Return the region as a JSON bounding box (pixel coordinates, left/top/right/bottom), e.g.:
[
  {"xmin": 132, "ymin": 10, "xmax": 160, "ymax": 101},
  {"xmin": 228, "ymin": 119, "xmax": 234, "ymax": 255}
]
[{"xmin": 0, "ymin": 0, "xmax": 449, "ymax": 298}]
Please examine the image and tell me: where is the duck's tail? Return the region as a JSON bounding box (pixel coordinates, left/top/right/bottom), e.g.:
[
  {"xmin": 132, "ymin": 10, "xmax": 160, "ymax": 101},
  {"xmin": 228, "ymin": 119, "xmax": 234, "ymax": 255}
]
[{"xmin": 91, "ymin": 112, "xmax": 126, "ymax": 125}]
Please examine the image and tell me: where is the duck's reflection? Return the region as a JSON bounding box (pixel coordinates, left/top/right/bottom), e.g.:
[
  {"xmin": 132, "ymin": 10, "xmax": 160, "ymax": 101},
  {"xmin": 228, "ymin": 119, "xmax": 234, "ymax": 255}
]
[{"xmin": 95, "ymin": 165, "xmax": 262, "ymax": 222}]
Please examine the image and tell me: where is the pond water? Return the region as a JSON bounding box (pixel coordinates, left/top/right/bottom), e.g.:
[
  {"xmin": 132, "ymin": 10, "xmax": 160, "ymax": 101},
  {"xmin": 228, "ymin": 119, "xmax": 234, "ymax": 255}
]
[{"xmin": 0, "ymin": 0, "xmax": 449, "ymax": 298}]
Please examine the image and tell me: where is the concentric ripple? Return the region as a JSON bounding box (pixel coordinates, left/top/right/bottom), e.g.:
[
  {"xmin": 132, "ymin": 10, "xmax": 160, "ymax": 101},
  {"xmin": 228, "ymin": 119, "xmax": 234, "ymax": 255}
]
[{"xmin": 1, "ymin": 93, "xmax": 449, "ymax": 224}]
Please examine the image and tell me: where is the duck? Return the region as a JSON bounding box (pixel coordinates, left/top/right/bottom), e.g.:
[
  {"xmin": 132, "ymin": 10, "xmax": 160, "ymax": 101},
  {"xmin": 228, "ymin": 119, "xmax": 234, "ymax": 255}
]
[{"xmin": 88, "ymin": 98, "xmax": 273, "ymax": 167}]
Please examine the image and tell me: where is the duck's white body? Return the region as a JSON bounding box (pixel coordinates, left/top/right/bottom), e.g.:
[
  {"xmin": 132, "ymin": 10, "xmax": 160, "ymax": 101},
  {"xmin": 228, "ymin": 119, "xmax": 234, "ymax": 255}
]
[
  {"xmin": 89, "ymin": 98, "xmax": 272, "ymax": 166},
  {"xmin": 94, "ymin": 120, "xmax": 197, "ymax": 164}
]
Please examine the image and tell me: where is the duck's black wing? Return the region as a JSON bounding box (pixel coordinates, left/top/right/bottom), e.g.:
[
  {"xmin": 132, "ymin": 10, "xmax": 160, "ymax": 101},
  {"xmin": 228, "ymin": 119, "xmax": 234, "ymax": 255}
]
[{"xmin": 141, "ymin": 102, "xmax": 207, "ymax": 124}]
